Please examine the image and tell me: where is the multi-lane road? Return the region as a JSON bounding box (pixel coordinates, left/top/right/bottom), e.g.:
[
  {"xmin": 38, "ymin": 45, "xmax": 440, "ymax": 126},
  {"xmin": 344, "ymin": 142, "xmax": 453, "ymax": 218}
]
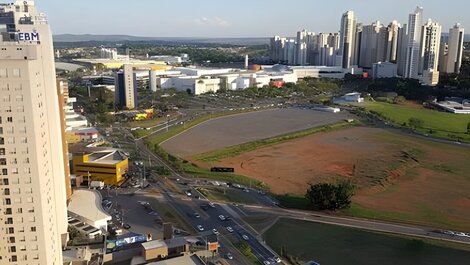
[
  {"xmin": 105, "ymin": 124, "xmax": 470, "ymax": 265},
  {"xmin": 132, "ymin": 137, "xmax": 282, "ymax": 264}
]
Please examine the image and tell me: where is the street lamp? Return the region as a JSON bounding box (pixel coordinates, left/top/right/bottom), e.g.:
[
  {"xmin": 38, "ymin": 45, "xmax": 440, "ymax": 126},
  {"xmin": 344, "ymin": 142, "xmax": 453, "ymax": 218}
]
[{"xmin": 166, "ymin": 114, "xmax": 170, "ymax": 132}]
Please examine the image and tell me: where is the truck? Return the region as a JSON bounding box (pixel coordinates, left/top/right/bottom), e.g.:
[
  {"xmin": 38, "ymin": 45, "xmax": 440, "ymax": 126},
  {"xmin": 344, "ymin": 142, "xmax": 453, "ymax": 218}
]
[{"xmin": 90, "ymin": 181, "xmax": 105, "ymax": 189}]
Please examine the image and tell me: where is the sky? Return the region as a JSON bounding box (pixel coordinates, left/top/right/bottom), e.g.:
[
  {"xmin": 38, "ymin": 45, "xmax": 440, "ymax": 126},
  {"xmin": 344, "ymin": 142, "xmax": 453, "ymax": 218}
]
[{"xmin": 33, "ymin": 0, "xmax": 470, "ymax": 37}]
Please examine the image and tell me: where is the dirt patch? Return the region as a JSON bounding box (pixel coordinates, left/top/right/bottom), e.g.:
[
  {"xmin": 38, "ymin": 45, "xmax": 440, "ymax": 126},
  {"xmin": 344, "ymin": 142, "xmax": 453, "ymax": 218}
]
[
  {"xmin": 194, "ymin": 126, "xmax": 470, "ymax": 229},
  {"xmin": 195, "ymin": 127, "xmax": 400, "ymax": 194}
]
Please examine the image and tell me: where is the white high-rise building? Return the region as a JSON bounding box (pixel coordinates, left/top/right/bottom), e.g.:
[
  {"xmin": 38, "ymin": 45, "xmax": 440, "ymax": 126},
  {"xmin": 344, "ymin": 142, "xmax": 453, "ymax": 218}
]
[
  {"xmin": 295, "ymin": 29, "xmax": 310, "ymax": 65},
  {"xmin": 420, "ymin": 19, "xmax": 442, "ymax": 73},
  {"xmin": 404, "ymin": 6, "xmax": 424, "ymax": 79},
  {"xmin": 443, "ymin": 23, "xmax": 465, "ymax": 74},
  {"xmin": 420, "ymin": 19, "xmax": 442, "ymax": 86},
  {"xmin": 0, "ymin": 1, "xmax": 68, "ymax": 264},
  {"xmin": 386, "ymin": 21, "xmax": 401, "ymax": 62},
  {"xmin": 338, "ymin": 11, "xmax": 357, "ymax": 68}
]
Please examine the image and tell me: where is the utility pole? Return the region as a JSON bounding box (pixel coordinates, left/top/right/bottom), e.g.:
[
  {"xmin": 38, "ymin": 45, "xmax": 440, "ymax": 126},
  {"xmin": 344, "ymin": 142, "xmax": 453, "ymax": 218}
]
[{"xmin": 87, "ymin": 171, "xmax": 91, "ymax": 189}]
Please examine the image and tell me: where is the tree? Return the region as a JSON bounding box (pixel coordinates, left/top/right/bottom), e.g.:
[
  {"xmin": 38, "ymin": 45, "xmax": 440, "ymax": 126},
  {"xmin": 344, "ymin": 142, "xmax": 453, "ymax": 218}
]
[
  {"xmin": 408, "ymin": 117, "xmax": 424, "ymax": 129},
  {"xmin": 305, "ymin": 181, "xmax": 356, "ymax": 210}
]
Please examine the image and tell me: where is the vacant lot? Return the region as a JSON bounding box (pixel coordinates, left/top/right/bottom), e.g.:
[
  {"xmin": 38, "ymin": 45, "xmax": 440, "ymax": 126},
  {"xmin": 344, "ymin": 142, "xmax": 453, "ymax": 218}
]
[
  {"xmin": 217, "ymin": 127, "xmax": 470, "ymax": 230},
  {"xmin": 265, "ymin": 218, "xmax": 470, "ymax": 265},
  {"xmin": 161, "ymin": 108, "xmax": 348, "ymax": 157},
  {"xmin": 361, "ymin": 101, "xmax": 470, "ymax": 141}
]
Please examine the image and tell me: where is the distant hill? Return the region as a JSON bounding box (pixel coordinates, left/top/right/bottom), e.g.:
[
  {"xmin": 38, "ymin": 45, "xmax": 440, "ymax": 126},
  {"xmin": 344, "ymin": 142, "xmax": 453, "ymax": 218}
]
[{"xmin": 53, "ymin": 34, "xmax": 270, "ymax": 46}]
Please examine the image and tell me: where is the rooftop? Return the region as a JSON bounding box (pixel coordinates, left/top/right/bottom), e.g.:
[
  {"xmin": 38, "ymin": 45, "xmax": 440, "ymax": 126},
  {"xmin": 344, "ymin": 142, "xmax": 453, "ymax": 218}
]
[
  {"xmin": 67, "ymin": 189, "xmax": 111, "ymax": 224},
  {"xmin": 146, "ymin": 254, "xmax": 206, "ymax": 265}
]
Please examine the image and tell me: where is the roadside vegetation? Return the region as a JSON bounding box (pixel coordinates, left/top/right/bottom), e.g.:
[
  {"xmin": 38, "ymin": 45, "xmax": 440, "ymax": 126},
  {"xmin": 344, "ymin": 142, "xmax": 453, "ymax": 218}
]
[
  {"xmin": 305, "ymin": 181, "xmax": 356, "ymax": 210},
  {"xmin": 235, "ymin": 242, "xmax": 262, "ymax": 265}
]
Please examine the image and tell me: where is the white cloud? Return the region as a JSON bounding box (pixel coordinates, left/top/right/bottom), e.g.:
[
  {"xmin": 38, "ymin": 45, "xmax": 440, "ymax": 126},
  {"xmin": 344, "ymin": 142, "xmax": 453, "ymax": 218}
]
[{"xmin": 193, "ymin": 16, "xmax": 230, "ymax": 27}]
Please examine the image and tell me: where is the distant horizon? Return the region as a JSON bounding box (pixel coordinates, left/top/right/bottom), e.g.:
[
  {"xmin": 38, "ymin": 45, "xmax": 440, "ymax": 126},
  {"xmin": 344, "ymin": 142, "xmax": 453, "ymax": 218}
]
[{"xmin": 35, "ymin": 0, "xmax": 469, "ymax": 38}]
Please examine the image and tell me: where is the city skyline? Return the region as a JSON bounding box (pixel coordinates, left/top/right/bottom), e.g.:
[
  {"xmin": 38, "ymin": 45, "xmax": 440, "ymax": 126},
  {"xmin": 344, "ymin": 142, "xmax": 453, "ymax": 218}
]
[{"xmin": 36, "ymin": 0, "xmax": 470, "ymax": 37}]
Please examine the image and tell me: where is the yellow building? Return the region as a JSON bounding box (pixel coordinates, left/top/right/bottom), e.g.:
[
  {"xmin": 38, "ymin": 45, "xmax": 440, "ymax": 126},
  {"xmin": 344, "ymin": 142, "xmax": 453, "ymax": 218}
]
[{"xmin": 72, "ymin": 150, "xmax": 129, "ymax": 185}]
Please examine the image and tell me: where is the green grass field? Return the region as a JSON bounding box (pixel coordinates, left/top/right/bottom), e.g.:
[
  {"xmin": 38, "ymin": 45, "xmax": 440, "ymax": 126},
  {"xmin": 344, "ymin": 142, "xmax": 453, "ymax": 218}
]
[
  {"xmin": 361, "ymin": 101, "xmax": 470, "ymax": 141},
  {"xmin": 265, "ymin": 218, "xmax": 470, "ymax": 265}
]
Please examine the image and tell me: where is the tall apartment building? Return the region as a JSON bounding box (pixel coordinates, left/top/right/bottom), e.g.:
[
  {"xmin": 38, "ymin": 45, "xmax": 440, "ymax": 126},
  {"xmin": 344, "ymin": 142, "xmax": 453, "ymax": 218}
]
[
  {"xmin": 270, "ymin": 36, "xmax": 286, "ymax": 62},
  {"xmin": 359, "ymin": 21, "xmax": 386, "ymax": 69},
  {"xmin": 419, "ymin": 19, "xmax": 441, "ymax": 85},
  {"xmin": 338, "ymin": 10, "xmax": 357, "ymax": 68},
  {"xmin": 397, "ymin": 23, "xmax": 408, "ymax": 76},
  {"xmin": 0, "ymin": 1, "xmax": 68, "ymax": 264},
  {"xmin": 442, "ymin": 23, "xmax": 465, "ymax": 74},
  {"xmin": 386, "ymin": 21, "xmax": 401, "ymax": 62},
  {"xmin": 295, "ymin": 29, "xmax": 309, "ymax": 65},
  {"xmin": 115, "ymin": 64, "xmax": 137, "ymax": 109},
  {"xmin": 420, "ymin": 19, "xmax": 442, "ymax": 73},
  {"xmin": 404, "ymin": 6, "xmax": 424, "ymax": 79}
]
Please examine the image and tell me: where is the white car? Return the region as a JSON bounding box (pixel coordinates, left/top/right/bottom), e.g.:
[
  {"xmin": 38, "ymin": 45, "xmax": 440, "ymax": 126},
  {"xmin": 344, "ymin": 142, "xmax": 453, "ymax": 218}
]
[
  {"xmin": 226, "ymin": 226, "xmax": 234, "ymax": 233},
  {"xmin": 273, "ymin": 256, "xmax": 281, "ymax": 263},
  {"xmin": 218, "ymin": 215, "xmax": 226, "ymax": 221},
  {"xmin": 263, "ymin": 261, "xmax": 271, "ymax": 265},
  {"xmin": 212, "ymin": 228, "xmax": 219, "ymax": 235},
  {"xmin": 226, "ymin": 253, "xmax": 233, "ymax": 260},
  {"xmin": 208, "ymin": 202, "xmax": 215, "ymax": 208},
  {"xmin": 242, "ymin": 234, "xmax": 249, "ymax": 240},
  {"xmin": 197, "ymin": 225, "xmax": 204, "ymax": 231}
]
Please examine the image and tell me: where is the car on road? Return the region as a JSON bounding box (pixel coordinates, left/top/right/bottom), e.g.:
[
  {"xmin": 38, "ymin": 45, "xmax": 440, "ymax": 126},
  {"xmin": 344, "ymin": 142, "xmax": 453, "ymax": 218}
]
[
  {"xmin": 263, "ymin": 261, "xmax": 271, "ymax": 265},
  {"xmin": 208, "ymin": 202, "xmax": 215, "ymax": 208},
  {"xmin": 242, "ymin": 234, "xmax": 249, "ymax": 240},
  {"xmin": 273, "ymin": 256, "xmax": 281, "ymax": 263},
  {"xmin": 226, "ymin": 253, "xmax": 233, "ymax": 260},
  {"xmin": 212, "ymin": 228, "xmax": 219, "ymax": 235},
  {"xmin": 194, "ymin": 213, "xmax": 200, "ymax": 218},
  {"xmin": 197, "ymin": 225, "xmax": 204, "ymax": 231},
  {"xmin": 218, "ymin": 215, "xmax": 226, "ymax": 221},
  {"xmin": 186, "ymin": 190, "xmax": 192, "ymax": 196},
  {"xmin": 226, "ymin": 226, "xmax": 234, "ymax": 233},
  {"xmin": 123, "ymin": 224, "xmax": 131, "ymax": 229}
]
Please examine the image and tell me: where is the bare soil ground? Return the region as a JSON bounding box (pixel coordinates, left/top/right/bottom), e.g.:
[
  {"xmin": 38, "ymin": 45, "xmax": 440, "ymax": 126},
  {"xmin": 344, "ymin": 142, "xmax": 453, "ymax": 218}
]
[{"xmin": 197, "ymin": 127, "xmax": 470, "ymax": 229}]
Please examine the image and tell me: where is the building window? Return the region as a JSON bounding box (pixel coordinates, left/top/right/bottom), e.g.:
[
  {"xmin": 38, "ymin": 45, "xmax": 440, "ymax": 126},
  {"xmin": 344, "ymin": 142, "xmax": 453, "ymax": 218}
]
[
  {"xmin": 5, "ymin": 208, "xmax": 12, "ymax": 215},
  {"xmin": 0, "ymin": 137, "xmax": 3, "ymax": 145},
  {"xmin": 8, "ymin": 237, "xmax": 15, "ymax": 243},
  {"xmin": 0, "ymin": 158, "xmax": 6, "ymax": 165},
  {"xmin": 4, "ymin": 188, "xmax": 10, "ymax": 195},
  {"xmin": 12, "ymin": 68, "xmax": 20, "ymax": 77},
  {"xmin": 8, "ymin": 227, "xmax": 14, "ymax": 234},
  {"xmin": 30, "ymin": 227, "xmax": 36, "ymax": 232},
  {"xmin": 4, "ymin": 198, "xmax": 11, "ymax": 205},
  {"xmin": 10, "ymin": 255, "xmax": 17, "ymax": 262},
  {"xmin": 7, "ymin": 117, "xmax": 12, "ymax": 122},
  {"xmin": 6, "ymin": 217, "xmax": 13, "ymax": 224},
  {"xmin": 2, "ymin": 169, "xmax": 8, "ymax": 175}
]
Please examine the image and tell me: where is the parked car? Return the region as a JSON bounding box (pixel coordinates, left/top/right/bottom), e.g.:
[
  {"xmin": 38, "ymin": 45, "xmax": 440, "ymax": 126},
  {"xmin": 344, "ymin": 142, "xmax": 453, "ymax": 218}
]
[{"xmin": 197, "ymin": 225, "xmax": 204, "ymax": 231}]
